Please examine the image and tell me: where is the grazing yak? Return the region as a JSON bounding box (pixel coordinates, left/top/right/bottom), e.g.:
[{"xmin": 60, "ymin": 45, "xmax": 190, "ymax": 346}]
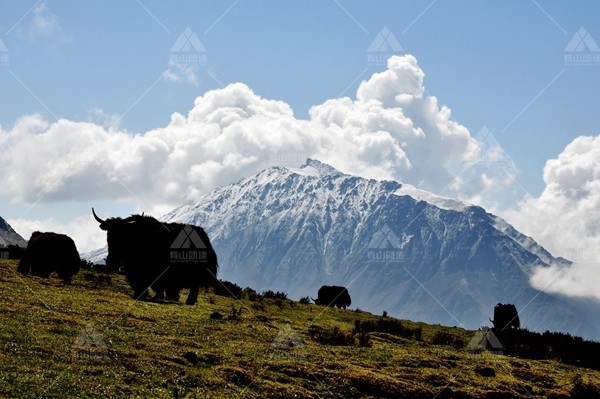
[
  {"xmin": 311, "ymin": 285, "xmax": 351, "ymax": 309},
  {"xmin": 17, "ymin": 231, "xmax": 81, "ymax": 282},
  {"xmin": 93, "ymin": 209, "xmax": 218, "ymax": 305},
  {"xmin": 489, "ymin": 303, "xmax": 520, "ymax": 330}
]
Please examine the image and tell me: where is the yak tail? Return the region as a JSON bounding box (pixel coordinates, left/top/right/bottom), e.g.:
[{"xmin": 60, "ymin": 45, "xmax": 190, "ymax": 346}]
[{"xmin": 310, "ymin": 297, "xmax": 316, "ymax": 303}]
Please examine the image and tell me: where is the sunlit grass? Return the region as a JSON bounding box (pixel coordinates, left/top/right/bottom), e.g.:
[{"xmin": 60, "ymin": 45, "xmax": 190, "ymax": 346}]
[{"xmin": 1, "ymin": 259, "xmax": 599, "ymax": 398}]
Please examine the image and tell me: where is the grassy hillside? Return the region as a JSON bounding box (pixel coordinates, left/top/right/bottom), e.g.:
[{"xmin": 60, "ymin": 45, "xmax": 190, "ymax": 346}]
[{"xmin": 1, "ymin": 259, "xmax": 599, "ymax": 399}]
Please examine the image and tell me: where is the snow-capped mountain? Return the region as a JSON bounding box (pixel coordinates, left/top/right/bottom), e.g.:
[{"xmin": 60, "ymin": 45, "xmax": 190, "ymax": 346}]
[
  {"xmin": 160, "ymin": 159, "xmax": 600, "ymax": 340},
  {"xmin": 0, "ymin": 216, "xmax": 27, "ymax": 248}
]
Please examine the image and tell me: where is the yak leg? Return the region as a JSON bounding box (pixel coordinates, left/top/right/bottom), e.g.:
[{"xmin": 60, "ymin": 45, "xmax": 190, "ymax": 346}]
[
  {"xmin": 186, "ymin": 285, "xmax": 199, "ymax": 305},
  {"xmin": 165, "ymin": 284, "xmax": 181, "ymax": 301},
  {"xmin": 152, "ymin": 280, "xmax": 166, "ymax": 300}
]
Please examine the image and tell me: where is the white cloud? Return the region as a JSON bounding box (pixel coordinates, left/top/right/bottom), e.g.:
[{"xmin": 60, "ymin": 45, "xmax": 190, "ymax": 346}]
[
  {"xmin": 0, "ymin": 54, "xmax": 516, "ymax": 251},
  {"xmin": 498, "ymin": 135, "xmax": 600, "ymax": 301},
  {"xmin": 8, "ymin": 215, "xmax": 106, "ymax": 254},
  {"xmin": 164, "ymin": 60, "xmax": 199, "ymax": 86},
  {"xmin": 28, "ymin": 3, "xmax": 70, "ymax": 45}
]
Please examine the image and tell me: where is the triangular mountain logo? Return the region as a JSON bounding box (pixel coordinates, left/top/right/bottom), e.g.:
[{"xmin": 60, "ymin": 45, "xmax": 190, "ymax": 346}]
[
  {"xmin": 0, "ymin": 39, "xmax": 8, "ymax": 52},
  {"xmin": 72, "ymin": 324, "xmax": 108, "ymax": 362},
  {"xmin": 565, "ymin": 27, "xmax": 600, "ymax": 52},
  {"xmin": 278, "ymin": 134, "xmax": 305, "ymax": 153},
  {"xmin": 474, "ymin": 126, "xmax": 501, "ymax": 150},
  {"xmin": 269, "ymin": 324, "xmax": 306, "ymax": 359},
  {"xmin": 368, "ymin": 27, "xmax": 403, "ymax": 52},
  {"xmin": 368, "ymin": 224, "xmax": 402, "ymax": 249},
  {"xmin": 171, "ymin": 225, "xmax": 207, "ymax": 249},
  {"xmin": 467, "ymin": 327, "xmax": 503, "ymax": 353},
  {"xmin": 171, "ymin": 27, "xmax": 206, "ymax": 52}
]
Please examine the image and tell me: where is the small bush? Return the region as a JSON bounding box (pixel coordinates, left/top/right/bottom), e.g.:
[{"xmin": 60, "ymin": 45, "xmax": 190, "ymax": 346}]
[
  {"xmin": 207, "ymin": 296, "xmax": 216, "ymax": 304},
  {"xmin": 214, "ymin": 280, "xmax": 244, "ymax": 298},
  {"xmin": 262, "ymin": 290, "xmax": 287, "ymax": 300},
  {"xmin": 252, "ymin": 302, "xmax": 265, "ymax": 312},
  {"xmin": 80, "ymin": 259, "xmax": 94, "ymax": 270},
  {"xmin": 262, "ymin": 290, "xmax": 275, "ymax": 299},
  {"xmin": 308, "ymin": 326, "xmax": 356, "ymax": 346},
  {"xmin": 354, "ymin": 317, "xmax": 422, "ymax": 341},
  {"xmin": 382, "ymin": 310, "xmax": 388, "ymax": 317},
  {"xmin": 357, "ymin": 332, "xmax": 372, "ymax": 347},
  {"xmin": 299, "ymin": 296, "xmax": 311, "ymax": 305},
  {"xmin": 209, "ymin": 311, "xmax": 223, "ymax": 320},
  {"xmin": 243, "ymin": 287, "xmax": 260, "ymax": 302},
  {"xmin": 430, "ymin": 329, "xmax": 464, "ymax": 348},
  {"xmin": 228, "ymin": 305, "xmax": 242, "ymax": 321}
]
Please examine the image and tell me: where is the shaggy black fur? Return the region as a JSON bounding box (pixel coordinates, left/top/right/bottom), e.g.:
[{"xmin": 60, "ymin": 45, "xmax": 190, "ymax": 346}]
[
  {"xmin": 93, "ymin": 209, "xmax": 218, "ymax": 305},
  {"xmin": 17, "ymin": 231, "xmax": 81, "ymax": 282}
]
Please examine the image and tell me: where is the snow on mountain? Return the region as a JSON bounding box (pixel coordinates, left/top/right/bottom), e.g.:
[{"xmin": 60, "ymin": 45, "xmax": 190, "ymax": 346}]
[
  {"xmin": 0, "ymin": 216, "xmax": 27, "ymax": 248},
  {"xmin": 159, "ymin": 158, "xmax": 600, "ymax": 340}
]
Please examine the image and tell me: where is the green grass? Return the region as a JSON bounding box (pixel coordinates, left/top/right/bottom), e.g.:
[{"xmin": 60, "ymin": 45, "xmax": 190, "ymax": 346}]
[{"xmin": 1, "ymin": 259, "xmax": 599, "ymax": 398}]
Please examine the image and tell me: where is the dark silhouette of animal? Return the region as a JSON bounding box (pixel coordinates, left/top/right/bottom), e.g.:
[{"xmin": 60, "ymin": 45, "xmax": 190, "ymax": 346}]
[
  {"xmin": 489, "ymin": 303, "xmax": 520, "ymax": 330},
  {"xmin": 17, "ymin": 231, "xmax": 80, "ymax": 282},
  {"xmin": 93, "ymin": 208, "xmax": 218, "ymax": 305},
  {"xmin": 311, "ymin": 285, "xmax": 351, "ymax": 309}
]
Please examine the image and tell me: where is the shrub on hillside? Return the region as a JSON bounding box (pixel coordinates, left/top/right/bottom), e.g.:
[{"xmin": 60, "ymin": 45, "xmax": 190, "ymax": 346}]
[
  {"xmin": 299, "ymin": 296, "xmax": 311, "ymax": 305},
  {"xmin": 430, "ymin": 329, "xmax": 464, "ymax": 349},
  {"xmin": 308, "ymin": 325, "xmax": 356, "ymax": 346},
  {"xmin": 213, "ymin": 280, "xmax": 244, "ymax": 298},
  {"xmin": 354, "ymin": 318, "xmax": 422, "ymax": 341},
  {"xmin": 496, "ymin": 328, "xmax": 600, "ymax": 371},
  {"xmin": 262, "ymin": 290, "xmax": 287, "ymax": 300}
]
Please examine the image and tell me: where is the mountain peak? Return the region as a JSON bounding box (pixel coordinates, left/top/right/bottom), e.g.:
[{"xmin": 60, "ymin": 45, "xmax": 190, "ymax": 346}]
[{"xmin": 293, "ymin": 158, "xmax": 344, "ymax": 178}]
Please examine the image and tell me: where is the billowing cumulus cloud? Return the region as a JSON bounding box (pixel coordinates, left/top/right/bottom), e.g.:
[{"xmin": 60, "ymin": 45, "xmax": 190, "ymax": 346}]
[
  {"xmin": 0, "ymin": 55, "xmax": 484, "ymax": 212},
  {"xmin": 500, "ymin": 135, "xmax": 600, "ymax": 301},
  {"xmin": 1, "ymin": 55, "xmax": 518, "ymax": 253}
]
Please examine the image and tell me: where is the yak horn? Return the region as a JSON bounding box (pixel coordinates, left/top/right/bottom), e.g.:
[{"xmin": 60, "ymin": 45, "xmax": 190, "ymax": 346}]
[{"xmin": 92, "ymin": 208, "xmax": 105, "ymax": 224}]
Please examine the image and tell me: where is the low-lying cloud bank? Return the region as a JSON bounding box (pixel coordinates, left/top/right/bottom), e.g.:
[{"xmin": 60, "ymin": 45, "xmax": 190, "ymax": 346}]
[
  {"xmin": 2, "ymin": 54, "xmax": 599, "ymax": 302},
  {"xmin": 501, "ymin": 135, "xmax": 600, "ymax": 301}
]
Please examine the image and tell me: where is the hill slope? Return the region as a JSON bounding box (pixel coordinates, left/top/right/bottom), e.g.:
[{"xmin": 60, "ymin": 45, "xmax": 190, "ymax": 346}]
[
  {"xmin": 2, "ymin": 259, "xmax": 600, "ymax": 398},
  {"xmin": 0, "ymin": 216, "xmax": 27, "ymax": 247},
  {"xmin": 160, "ymin": 159, "xmax": 600, "ymax": 340}
]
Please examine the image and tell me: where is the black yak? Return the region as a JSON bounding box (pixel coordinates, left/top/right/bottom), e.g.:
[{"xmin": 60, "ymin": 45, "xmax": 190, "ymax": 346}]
[
  {"xmin": 93, "ymin": 208, "xmax": 218, "ymax": 305},
  {"xmin": 17, "ymin": 231, "xmax": 81, "ymax": 282},
  {"xmin": 311, "ymin": 285, "xmax": 351, "ymax": 309},
  {"xmin": 489, "ymin": 303, "xmax": 520, "ymax": 330}
]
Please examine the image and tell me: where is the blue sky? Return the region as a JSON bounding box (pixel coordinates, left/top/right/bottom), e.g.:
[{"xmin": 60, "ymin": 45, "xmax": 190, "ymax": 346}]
[{"xmin": 1, "ymin": 0, "xmax": 600, "ymax": 267}]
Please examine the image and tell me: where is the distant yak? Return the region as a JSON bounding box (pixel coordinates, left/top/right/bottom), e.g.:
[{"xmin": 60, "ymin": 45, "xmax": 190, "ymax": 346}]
[
  {"xmin": 490, "ymin": 303, "xmax": 520, "ymax": 330},
  {"xmin": 93, "ymin": 208, "xmax": 218, "ymax": 305},
  {"xmin": 311, "ymin": 285, "xmax": 351, "ymax": 309},
  {"xmin": 17, "ymin": 231, "xmax": 81, "ymax": 282}
]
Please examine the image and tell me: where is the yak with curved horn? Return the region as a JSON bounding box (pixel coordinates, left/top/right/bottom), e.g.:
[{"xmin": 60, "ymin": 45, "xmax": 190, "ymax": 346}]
[{"xmin": 93, "ymin": 208, "xmax": 218, "ymax": 305}]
